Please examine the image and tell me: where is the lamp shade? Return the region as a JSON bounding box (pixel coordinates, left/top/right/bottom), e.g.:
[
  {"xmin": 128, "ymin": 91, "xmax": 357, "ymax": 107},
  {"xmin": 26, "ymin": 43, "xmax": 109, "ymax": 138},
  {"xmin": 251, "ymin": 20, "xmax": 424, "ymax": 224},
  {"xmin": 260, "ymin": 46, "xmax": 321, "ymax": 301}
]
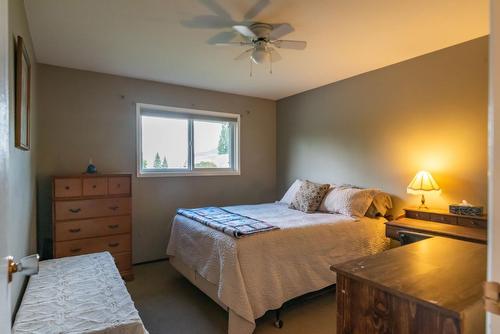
[{"xmin": 407, "ymin": 170, "xmax": 441, "ymax": 195}]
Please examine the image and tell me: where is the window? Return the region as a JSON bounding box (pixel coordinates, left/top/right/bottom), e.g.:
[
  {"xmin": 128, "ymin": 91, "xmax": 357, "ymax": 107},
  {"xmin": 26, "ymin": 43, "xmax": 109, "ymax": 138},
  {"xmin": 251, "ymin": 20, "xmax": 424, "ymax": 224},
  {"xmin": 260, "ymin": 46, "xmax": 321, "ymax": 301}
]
[{"xmin": 137, "ymin": 103, "xmax": 240, "ymax": 177}]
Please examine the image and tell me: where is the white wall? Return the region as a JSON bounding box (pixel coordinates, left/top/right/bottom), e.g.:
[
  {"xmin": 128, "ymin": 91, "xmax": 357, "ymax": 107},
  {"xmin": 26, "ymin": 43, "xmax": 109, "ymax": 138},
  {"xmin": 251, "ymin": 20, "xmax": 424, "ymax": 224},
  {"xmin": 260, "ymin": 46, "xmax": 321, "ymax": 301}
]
[
  {"xmin": 36, "ymin": 64, "xmax": 277, "ymax": 263},
  {"xmin": 277, "ymin": 38, "xmax": 488, "ymax": 216}
]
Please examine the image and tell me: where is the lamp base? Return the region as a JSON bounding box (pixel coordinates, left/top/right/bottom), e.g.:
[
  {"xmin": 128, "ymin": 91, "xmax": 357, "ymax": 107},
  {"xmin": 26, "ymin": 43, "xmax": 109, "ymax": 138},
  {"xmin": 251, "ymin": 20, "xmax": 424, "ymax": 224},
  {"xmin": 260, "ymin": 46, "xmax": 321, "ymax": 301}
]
[{"xmin": 418, "ymin": 194, "xmax": 428, "ymax": 210}]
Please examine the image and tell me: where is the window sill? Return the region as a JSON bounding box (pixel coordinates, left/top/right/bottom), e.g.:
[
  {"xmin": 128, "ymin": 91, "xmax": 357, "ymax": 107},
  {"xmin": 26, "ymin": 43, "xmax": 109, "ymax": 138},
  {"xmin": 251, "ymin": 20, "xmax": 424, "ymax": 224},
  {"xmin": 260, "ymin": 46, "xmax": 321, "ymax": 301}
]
[{"xmin": 137, "ymin": 170, "xmax": 241, "ymax": 178}]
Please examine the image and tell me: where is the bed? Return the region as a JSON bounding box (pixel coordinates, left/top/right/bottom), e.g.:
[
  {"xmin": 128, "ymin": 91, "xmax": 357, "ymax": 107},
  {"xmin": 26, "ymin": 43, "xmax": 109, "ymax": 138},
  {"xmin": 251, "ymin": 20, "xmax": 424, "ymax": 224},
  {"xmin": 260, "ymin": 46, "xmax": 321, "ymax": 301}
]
[{"xmin": 166, "ymin": 202, "xmax": 390, "ymax": 334}]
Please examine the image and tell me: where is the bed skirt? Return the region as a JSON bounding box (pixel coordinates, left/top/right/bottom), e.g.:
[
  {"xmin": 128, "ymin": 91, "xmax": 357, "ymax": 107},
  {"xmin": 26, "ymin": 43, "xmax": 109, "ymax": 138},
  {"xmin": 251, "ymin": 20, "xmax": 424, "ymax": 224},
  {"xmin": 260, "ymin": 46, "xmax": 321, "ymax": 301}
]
[{"xmin": 169, "ymin": 256, "xmax": 260, "ymax": 334}]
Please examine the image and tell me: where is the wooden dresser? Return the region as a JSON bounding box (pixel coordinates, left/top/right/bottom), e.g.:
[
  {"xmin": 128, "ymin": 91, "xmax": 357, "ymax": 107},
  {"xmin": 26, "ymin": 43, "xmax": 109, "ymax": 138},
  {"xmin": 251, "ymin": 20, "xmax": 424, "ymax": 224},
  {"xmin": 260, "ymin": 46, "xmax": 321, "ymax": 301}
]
[
  {"xmin": 386, "ymin": 208, "xmax": 487, "ymax": 244},
  {"xmin": 331, "ymin": 237, "xmax": 486, "ymax": 334},
  {"xmin": 52, "ymin": 173, "xmax": 133, "ymax": 280}
]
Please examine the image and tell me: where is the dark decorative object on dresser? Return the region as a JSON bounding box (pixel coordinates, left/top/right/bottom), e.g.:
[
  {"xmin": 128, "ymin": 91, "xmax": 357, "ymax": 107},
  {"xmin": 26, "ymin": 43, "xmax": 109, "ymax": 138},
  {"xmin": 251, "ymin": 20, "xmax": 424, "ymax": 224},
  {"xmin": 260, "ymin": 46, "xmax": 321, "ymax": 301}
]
[
  {"xmin": 385, "ymin": 207, "xmax": 487, "ymax": 244},
  {"xmin": 449, "ymin": 201, "xmax": 483, "ymax": 216},
  {"xmin": 52, "ymin": 173, "xmax": 133, "ymax": 280}
]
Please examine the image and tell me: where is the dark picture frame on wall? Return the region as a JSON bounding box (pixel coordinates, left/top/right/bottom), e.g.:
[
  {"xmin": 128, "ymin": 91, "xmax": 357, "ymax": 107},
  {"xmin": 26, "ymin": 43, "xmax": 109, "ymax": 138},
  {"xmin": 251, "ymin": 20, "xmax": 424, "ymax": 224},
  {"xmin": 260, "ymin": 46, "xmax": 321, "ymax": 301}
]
[{"xmin": 15, "ymin": 35, "xmax": 31, "ymax": 150}]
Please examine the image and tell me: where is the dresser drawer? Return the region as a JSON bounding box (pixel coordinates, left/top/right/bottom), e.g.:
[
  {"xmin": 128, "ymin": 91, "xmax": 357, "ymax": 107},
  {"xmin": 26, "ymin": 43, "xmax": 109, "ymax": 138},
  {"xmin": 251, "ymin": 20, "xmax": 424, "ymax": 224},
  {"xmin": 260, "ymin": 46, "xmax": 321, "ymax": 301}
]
[
  {"xmin": 55, "ymin": 216, "xmax": 131, "ymax": 241},
  {"xmin": 113, "ymin": 252, "xmax": 132, "ymax": 272},
  {"xmin": 386, "ymin": 226, "xmax": 402, "ymax": 240},
  {"xmin": 83, "ymin": 177, "xmax": 108, "ymax": 196},
  {"xmin": 54, "ymin": 178, "xmax": 82, "ymax": 198},
  {"xmin": 430, "ymin": 214, "xmax": 457, "ymax": 225},
  {"xmin": 108, "ymin": 176, "xmax": 131, "ymax": 195},
  {"xmin": 55, "ymin": 197, "xmax": 131, "ymax": 221},
  {"xmin": 457, "ymin": 217, "xmax": 487, "ymax": 229},
  {"xmin": 405, "ymin": 210, "xmax": 431, "ymax": 220},
  {"xmin": 55, "ymin": 234, "xmax": 131, "ymax": 257}
]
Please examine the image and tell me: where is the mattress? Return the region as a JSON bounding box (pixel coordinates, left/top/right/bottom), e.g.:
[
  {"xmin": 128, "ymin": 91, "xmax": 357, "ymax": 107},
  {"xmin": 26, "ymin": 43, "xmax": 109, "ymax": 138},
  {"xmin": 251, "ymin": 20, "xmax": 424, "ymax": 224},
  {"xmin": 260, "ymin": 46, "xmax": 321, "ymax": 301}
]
[
  {"xmin": 167, "ymin": 202, "xmax": 389, "ymax": 334},
  {"xmin": 12, "ymin": 252, "xmax": 147, "ymax": 334}
]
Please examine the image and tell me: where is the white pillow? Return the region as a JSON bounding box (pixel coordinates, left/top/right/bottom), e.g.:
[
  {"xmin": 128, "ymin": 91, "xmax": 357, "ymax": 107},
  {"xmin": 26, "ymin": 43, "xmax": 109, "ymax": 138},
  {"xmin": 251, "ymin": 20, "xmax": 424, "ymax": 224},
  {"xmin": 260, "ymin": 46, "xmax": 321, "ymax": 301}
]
[
  {"xmin": 320, "ymin": 187, "xmax": 377, "ymax": 217},
  {"xmin": 372, "ymin": 192, "xmax": 393, "ymax": 216},
  {"xmin": 279, "ymin": 179, "xmax": 303, "ymax": 205}
]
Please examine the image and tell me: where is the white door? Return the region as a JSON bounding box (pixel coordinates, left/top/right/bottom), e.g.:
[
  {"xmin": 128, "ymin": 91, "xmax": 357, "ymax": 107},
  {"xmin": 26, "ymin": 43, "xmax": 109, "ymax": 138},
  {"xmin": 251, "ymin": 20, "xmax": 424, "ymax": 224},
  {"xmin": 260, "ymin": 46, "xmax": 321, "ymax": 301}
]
[
  {"xmin": 0, "ymin": 0, "xmax": 11, "ymax": 331},
  {"xmin": 488, "ymin": 0, "xmax": 500, "ymax": 332}
]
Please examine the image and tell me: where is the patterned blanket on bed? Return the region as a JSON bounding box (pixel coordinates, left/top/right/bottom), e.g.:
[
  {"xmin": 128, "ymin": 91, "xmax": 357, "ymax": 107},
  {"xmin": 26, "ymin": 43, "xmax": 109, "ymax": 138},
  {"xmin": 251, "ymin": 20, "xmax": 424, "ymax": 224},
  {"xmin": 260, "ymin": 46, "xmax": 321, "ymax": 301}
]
[{"xmin": 176, "ymin": 207, "xmax": 279, "ymax": 238}]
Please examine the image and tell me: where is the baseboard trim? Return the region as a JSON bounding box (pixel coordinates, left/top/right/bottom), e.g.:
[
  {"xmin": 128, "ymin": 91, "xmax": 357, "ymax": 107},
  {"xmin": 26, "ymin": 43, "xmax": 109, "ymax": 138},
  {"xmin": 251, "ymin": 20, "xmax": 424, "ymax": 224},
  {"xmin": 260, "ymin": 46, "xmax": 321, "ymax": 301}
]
[{"xmin": 133, "ymin": 257, "xmax": 169, "ymax": 266}]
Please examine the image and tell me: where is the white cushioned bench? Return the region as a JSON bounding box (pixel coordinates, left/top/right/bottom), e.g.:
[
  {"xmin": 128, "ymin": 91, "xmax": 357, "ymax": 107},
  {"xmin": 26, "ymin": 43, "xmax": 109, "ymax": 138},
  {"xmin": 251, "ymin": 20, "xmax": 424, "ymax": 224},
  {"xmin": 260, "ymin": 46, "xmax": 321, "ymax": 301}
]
[{"xmin": 13, "ymin": 252, "xmax": 148, "ymax": 334}]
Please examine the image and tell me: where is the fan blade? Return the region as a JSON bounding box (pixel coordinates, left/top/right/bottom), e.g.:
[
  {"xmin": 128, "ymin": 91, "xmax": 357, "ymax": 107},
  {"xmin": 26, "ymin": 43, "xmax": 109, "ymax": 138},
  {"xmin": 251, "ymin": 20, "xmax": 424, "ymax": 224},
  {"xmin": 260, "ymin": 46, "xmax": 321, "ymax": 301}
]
[
  {"xmin": 244, "ymin": 0, "xmax": 270, "ymax": 20},
  {"xmin": 270, "ymin": 23, "xmax": 294, "ymax": 40},
  {"xmin": 207, "ymin": 31, "xmax": 237, "ymax": 45},
  {"xmin": 269, "ymin": 48, "xmax": 282, "ymax": 62},
  {"xmin": 181, "ymin": 15, "xmax": 235, "ymax": 29},
  {"xmin": 272, "ymin": 40, "xmax": 307, "ymax": 50},
  {"xmin": 216, "ymin": 42, "xmax": 253, "ymax": 46},
  {"xmin": 233, "ymin": 25, "xmax": 256, "ymax": 38},
  {"xmin": 200, "ymin": 0, "xmax": 232, "ymax": 19},
  {"xmin": 235, "ymin": 48, "xmax": 254, "ymax": 60}
]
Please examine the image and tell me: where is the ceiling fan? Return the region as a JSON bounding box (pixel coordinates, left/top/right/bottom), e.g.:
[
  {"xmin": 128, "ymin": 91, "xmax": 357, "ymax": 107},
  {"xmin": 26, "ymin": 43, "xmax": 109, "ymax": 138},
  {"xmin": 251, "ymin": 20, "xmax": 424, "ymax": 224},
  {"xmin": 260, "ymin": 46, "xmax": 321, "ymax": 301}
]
[{"xmin": 216, "ymin": 23, "xmax": 307, "ymax": 65}]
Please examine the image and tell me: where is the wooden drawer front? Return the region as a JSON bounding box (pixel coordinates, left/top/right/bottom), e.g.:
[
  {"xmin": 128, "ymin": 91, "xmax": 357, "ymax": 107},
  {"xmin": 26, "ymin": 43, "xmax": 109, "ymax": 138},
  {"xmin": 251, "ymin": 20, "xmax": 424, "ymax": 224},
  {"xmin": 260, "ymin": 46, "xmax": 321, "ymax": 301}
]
[
  {"xmin": 83, "ymin": 177, "xmax": 108, "ymax": 196},
  {"xmin": 54, "ymin": 178, "xmax": 82, "ymax": 198},
  {"xmin": 55, "ymin": 216, "xmax": 131, "ymax": 241},
  {"xmin": 430, "ymin": 214, "xmax": 457, "ymax": 225},
  {"xmin": 113, "ymin": 252, "xmax": 132, "ymax": 272},
  {"xmin": 405, "ymin": 210, "xmax": 431, "ymax": 220},
  {"xmin": 55, "ymin": 197, "xmax": 131, "ymax": 221},
  {"xmin": 457, "ymin": 217, "xmax": 487, "ymax": 229},
  {"xmin": 385, "ymin": 226, "xmax": 402, "ymax": 240},
  {"xmin": 108, "ymin": 177, "xmax": 131, "ymax": 195},
  {"xmin": 55, "ymin": 234, "xmax": 131, "ymax": 258}
]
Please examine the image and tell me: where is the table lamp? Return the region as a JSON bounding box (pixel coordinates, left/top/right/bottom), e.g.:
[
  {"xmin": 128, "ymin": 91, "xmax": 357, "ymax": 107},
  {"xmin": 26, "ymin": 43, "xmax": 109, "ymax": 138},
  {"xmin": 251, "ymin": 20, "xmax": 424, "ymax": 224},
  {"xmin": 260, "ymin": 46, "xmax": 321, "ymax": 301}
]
[{"xmin": 407, "ymin": 170, "xmax": 441, "ymax": 209}]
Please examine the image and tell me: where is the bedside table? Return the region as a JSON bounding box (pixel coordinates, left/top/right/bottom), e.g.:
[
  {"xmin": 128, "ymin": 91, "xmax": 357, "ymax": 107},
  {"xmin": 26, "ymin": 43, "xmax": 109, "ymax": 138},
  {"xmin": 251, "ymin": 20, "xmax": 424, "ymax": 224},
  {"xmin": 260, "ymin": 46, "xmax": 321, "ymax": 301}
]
[{"xmin": 385, "ymin": 207, "xmax": 487, "ymax": 244}]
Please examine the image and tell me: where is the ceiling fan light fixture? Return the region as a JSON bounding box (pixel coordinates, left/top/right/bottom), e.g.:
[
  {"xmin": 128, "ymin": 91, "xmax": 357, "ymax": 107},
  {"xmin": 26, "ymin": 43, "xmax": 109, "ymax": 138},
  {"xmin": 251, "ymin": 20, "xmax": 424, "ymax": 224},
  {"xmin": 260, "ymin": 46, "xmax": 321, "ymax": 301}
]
[{"xmin": 250, "ymin": 46, "xmax": 269, "ymax": 64}]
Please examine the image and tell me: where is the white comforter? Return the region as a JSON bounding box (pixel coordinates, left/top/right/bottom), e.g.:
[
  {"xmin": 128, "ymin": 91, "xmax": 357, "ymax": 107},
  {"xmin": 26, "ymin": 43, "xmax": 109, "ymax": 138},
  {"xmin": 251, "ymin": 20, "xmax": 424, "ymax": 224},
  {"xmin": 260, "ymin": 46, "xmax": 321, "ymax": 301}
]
[
  {"xmin": 166, "ymin": 203, "xmax": 389, "ymax": 333},
  {"xmin": 13, "ymin": 252, "xmax": 147, "ymax": 334}
]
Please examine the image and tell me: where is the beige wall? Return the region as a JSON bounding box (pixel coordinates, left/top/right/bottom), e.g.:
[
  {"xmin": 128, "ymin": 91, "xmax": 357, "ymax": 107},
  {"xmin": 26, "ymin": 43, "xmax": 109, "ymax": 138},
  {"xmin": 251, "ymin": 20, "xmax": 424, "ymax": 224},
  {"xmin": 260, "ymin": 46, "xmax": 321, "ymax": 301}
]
[
  {"xmin": 8, "ymin": 0, "xmax": 38, "ymax": 314},
  {"xmin": 36, "ymin": 65, "xmax": 276, "ymax": 263},
  {"xmin": 277, "ymin": 37, "xmax": 488, "ymax": 215}
]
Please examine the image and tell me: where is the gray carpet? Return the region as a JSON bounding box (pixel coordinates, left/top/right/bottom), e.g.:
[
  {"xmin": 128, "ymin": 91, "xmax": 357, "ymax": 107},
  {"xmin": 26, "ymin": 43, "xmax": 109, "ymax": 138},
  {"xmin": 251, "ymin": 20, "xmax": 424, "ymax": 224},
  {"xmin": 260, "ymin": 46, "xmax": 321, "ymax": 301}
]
[{"xmin": 126, "ymin": 260, "xmax": 337, "ymax": 334}]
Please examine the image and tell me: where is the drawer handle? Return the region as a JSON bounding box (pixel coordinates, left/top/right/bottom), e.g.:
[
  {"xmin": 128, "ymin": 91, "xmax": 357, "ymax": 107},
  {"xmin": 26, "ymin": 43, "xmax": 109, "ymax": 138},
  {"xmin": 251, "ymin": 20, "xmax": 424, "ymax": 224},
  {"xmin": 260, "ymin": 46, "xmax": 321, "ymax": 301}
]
[
  {"xmin": 108, "ymin": 242, "xmax": 120, "ymax": 247},
  {"xmin": 70, "ymin": 248, "xmax": 81, "ymax": 253},
  {"xmin": 471, "ymin": 221, "xmax": 478, "ymax": 226},
  {"xmin": 92, "ymin": 185, "xmax": 97, "ymax": 189},
  {"xmin": 108, "ymin": 224, "xmax": 119, "ymax": 229},
  {"xmin": 69, "ymin": 208, "xmax": 81, "ymax": 213},
  {"xmin": 65, "ymin": 186, "xmax": 70, "ymax": 190},
  {"xmin": 109, "ymin": 206, "xmax": 119, "ymax": 211},
  {"xmin": 117, "ymin": 184, "xmax": 121, "ymax": 188},
  {"xmin": 69, "ymin": 228, "xmax": 81, "ymax": 233}
]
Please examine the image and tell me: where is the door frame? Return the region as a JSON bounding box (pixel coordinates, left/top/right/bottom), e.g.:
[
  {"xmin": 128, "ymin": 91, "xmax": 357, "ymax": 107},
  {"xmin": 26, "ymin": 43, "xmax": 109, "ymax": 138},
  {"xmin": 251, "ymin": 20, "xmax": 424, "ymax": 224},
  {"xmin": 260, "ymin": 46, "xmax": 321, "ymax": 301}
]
[
  {"xmin": 0, "ymin": 0, "xmax": 11, "ymax": 330},
  {"xmin": 488, "ymin": 0, "xmax": 500, "ymax": 332}
]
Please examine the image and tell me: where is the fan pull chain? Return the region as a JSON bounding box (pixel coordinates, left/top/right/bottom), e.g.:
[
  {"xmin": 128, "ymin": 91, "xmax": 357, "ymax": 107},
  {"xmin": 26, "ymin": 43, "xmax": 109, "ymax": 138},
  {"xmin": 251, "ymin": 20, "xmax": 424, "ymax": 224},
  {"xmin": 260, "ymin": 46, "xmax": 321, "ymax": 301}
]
[
  {"xmin": 249, "ymin": 59, "xmax": 253, "ymax": 77},
  {"xmin": 270, "ymin": 56, "xmax": 273, "ymax": 74}
]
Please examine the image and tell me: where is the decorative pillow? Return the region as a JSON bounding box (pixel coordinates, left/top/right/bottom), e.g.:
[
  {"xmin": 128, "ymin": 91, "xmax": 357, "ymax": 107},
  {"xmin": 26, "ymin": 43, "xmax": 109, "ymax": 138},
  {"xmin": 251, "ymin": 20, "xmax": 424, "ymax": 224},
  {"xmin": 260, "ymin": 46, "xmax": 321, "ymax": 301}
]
[
  {"xmin": 318, "ymin": 184, "xmax": 336, "ymax": 212},
  {"xmin": 365, "ymin": 203, "xmax": 380, "ymax": 218},
  {"xmin": 337, "ymin": 184, "xmax": 392, "ymax": 217},
  {"xmin": 289, "ymin": 180, "xmax": 330, "ymax": 213},
  {"xmin": 372, "ymin": 192, "xmax": 393, "ymax": 216},
  {"xmin": 279, "ymin": 179, "xmax": 303, "ymax": 205},
  {"xmin": 320, "ymin": 187, "xmax": 377, "ymax": 217}
]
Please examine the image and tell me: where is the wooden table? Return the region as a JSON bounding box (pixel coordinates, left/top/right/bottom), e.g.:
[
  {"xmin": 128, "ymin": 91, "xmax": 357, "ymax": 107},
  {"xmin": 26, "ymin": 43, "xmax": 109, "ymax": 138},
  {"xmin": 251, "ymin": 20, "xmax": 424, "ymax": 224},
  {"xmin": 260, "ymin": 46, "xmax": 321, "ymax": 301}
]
[{"xmin": 331, "ymin": 237, "xmax": 486, "ymax": 334}]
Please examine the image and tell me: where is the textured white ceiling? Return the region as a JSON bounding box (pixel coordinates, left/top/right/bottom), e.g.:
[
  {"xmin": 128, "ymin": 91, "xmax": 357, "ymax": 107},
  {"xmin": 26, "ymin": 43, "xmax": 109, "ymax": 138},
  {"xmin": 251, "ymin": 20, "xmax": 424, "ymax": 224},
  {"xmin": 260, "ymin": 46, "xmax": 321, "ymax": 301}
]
[{"xmin": 24, "ymin": 0, "xmax": 488, "ymax": 100}]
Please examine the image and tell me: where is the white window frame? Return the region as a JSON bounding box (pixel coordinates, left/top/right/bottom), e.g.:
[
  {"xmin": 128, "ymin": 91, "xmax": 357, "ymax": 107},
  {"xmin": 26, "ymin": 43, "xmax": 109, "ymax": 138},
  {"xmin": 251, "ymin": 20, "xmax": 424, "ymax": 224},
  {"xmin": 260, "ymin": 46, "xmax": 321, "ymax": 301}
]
[{"xmin": 136, "ymin": 103, "xmax": 240, "ymax": 177}]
